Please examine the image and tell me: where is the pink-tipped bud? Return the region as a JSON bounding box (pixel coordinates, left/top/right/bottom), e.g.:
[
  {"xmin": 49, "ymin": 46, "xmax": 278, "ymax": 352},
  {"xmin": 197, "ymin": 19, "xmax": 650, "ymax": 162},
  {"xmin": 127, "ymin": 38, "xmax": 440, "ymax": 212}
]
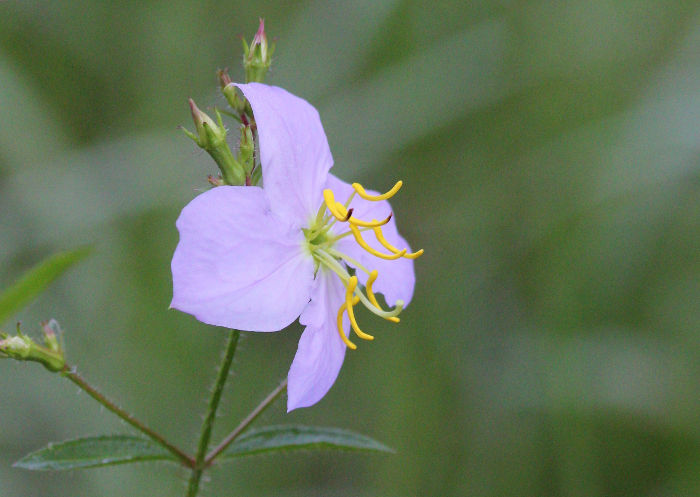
[
  {"xmin": 182, "ymin": 99, "xmax": 246, "ymax": 186},
  {"xmin": 217, "ymin": 68, "xmax": 233, "ymax": 89},
  {"xmin": 184, "ymin": 98, "xmax": 227, "ymax": 151},
  {"xmin": 243, "ymin": 18, "xmax": 275, "ymax": 83},
  {"xmin": 251, "ymin": 18, "xmax": 268, "ymax": 59},
  {"xmin": 41, "ymin": 319, "xmax": 62, "ymax": 353},
  {"xmin": 217, "ymin": 69, "xmax": 246, "ymax": 113}
]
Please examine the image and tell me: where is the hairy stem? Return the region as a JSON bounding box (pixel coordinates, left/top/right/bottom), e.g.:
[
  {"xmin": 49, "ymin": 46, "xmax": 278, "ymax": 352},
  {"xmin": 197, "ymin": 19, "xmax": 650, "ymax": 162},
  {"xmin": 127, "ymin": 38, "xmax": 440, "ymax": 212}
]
[
  {"xmin": 62, "ymin": 366, "xmax": 193, "ymax": 466},
  {"xmin": 186, "ymin": 329, "xmax": 240, "ymax": 497},
  {"xmin": 205, "ymin": 377, "xmax": 287, "ymax": 466}
]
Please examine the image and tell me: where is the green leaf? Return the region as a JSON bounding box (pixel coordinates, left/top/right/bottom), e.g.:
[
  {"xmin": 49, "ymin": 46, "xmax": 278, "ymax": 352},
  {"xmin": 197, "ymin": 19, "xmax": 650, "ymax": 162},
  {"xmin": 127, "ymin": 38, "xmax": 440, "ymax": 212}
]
[
  {"xmin": 14, "ymin": 435, "xmax": 177, "ymax": 471},
  {"xmin": 0, "ymin": 247, "xmax": 93, "ymax": 325},
  {"xmin": 222, "ymin": 425, "xmax": 394, "ymax": 459}
]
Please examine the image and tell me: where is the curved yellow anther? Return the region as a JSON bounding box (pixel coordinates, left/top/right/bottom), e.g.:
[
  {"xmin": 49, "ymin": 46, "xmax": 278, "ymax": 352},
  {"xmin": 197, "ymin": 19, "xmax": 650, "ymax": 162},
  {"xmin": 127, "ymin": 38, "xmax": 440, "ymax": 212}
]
[
  {"xmin": 350, "ymin": 225, "xmax": 406, "ymax": 260},
  {"xmin": 333, "ymin": 202, "xmax": 351, "ymax": 220},
  {"xmin": 323, "ymin": 189, "xmax": 348, "ymax": 221},
  {"xmin": 366, "ymin": 270, "xmax": 400, "ymax": 323},
  {"xmin": 348, "ymin": 213, "xmax": 392, "ymax": 228},
  {"xmin": 352, "ymin": 181, "xmax": 403, "ymax": 201},
  {"xmin": 372, "ymin": 226, "xmax": 424, "ymax": 259},
  {"xmin": 345, "ymin": 276, "xmax": 374, "ymax": 341},
  {"xmin": 337, "ymin": 296, "xmax": 360, "ymax": 350}
]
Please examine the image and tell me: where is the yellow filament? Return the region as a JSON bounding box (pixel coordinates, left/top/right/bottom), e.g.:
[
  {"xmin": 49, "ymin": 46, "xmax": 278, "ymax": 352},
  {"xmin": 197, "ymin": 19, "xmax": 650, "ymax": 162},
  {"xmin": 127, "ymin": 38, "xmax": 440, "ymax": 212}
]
[
  {"xmin": 372, "ymin": 227, "xmax": 424, "ymax": 259},
  {"xmin": 345, "ymin": 276, "xmax": 374, "ymax": 341},
  {"xmin": 366, "ymin": 270, "xmax": 400, "ymax": 323},
  {"xmin": 350, "ymin": 225, "xmax": 406, "ymax": 260},
  {"xmin": 314, "ymin": 249, "xmax": 404, "ymax": 320},
  {"xmin": 353, "ymin": 181, "xmax": 403, "ymax": 201},
  {"xmin": 337, "ymin": 295, "xmax": 360, "ymax": 350},
  {"xmin": 323, "ymin": 189, "xmax": 348, "ymax": 221}
]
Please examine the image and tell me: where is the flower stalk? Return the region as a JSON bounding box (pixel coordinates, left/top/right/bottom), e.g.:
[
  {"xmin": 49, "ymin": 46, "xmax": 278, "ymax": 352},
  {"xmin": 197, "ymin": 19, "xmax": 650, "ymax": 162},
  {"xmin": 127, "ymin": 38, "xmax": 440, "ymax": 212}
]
[
  {"xmin": 205, "ymin": 377, "xmax": 288, "ymax": 466},
  {"xmin": 186, "ymin": 329, "xmax": 240, "ymax": 497}
]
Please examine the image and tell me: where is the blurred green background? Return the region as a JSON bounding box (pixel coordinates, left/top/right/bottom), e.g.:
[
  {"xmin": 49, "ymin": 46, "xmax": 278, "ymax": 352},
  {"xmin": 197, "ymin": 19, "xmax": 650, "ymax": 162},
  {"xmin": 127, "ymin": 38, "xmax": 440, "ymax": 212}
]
[{"xmin": 1, "ymin": 1, "xmax": 699, "ymax": 495}]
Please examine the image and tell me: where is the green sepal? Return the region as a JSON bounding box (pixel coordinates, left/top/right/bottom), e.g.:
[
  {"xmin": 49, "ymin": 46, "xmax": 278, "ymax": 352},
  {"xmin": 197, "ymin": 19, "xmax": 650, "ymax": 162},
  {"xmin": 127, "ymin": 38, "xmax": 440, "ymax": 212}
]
[
  {"xmin": 250, "ymin": 163, "xmax": 262, "ymax": 186},
  {"xmin": 239, "ymin": 125, "xmax": 255, "ymax": 176},
  {"xmin": 14, "ymin": 435, "xmax": 178, "ymax": 471}
]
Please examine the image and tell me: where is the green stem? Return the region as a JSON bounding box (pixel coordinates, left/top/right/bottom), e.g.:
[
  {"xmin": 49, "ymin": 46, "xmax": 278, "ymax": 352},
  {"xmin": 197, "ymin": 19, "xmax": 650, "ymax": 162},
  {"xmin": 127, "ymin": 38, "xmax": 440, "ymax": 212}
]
[
  {"xmin": 186, "ymin": 329, "xmax": 240, "ymax": 497},
  {"xmin": 204, "ymin": 377, "xmax": 287, "ymax": 467},
  {"xmin": 62, "ymin": 366, "xmax": 193, "ymax": 466}
]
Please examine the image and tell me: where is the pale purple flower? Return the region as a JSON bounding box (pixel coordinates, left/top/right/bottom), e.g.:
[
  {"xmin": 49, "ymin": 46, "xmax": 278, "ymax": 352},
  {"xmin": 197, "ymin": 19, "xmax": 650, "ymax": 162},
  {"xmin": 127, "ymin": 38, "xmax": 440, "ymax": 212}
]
[{"xmin": 171, "ymin": 83, "xmax": 422, "ymax": 411}]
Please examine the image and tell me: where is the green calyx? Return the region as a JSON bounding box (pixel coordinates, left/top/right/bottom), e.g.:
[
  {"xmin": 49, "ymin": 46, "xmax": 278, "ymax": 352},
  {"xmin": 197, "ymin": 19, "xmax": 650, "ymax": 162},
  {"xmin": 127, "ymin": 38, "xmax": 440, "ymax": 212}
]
[
  {"xmin": 182, "ymin": 99, "xmax": 247, "ymax": 186},
  {"xmin": 0, "ymin": 322, "xmax": 65, "ymax": 372},
  {"xmin": 243, "ymin": 19, "xmax": 275, "ymax": 83}
]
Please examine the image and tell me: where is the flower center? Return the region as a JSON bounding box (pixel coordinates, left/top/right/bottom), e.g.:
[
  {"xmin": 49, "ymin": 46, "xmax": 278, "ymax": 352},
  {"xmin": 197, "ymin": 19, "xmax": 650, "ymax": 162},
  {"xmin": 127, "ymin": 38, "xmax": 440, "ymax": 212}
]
[{"xmin": 303, "ymin": 180, "xmax": 423, "ymax": 350}]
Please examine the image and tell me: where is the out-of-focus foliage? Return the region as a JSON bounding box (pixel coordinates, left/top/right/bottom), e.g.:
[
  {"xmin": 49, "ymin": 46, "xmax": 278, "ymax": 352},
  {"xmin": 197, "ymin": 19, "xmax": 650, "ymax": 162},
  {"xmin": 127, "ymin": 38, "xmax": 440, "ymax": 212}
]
[
  {"xmin": 1, "ymin": 1, "xmax": 699, "ymax": 496},
  {"xmin": 0, "ymin": 247, "xmax": 91, "ymax": 325}
]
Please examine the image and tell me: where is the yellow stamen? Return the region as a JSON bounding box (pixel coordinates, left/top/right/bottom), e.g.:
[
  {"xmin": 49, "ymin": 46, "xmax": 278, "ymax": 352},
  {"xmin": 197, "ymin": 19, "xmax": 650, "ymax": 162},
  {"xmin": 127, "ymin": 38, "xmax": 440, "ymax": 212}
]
[
  {"xmin": 345, "ymin": 276, "xmax": 374, "ymax": 341},
  {"xmin": 337, "ymin": 295, "xmax": 360, "ymax": 350},
  {"xmin": 333, "ymin": 202, "xmax": 349, "ymax": 218},
  {"xmin": 315, "ymin": 179, "xmax": 421, "ymax": 351},
  {"xmin": 350, "ymin": 225, "xmax": 406, "ymax": 260},
  {"xmin": 323, "ymin": 189, "xmax": 349, "ymax": 221},
  {"xmin": 366, "ymin": 270, "xmax": 400, "ymax": 323},
  {"xmin": 332, "ymin": 198, "xmax": 392, "ymax": 229},
  {"xmin": 352, "ymin": 181, "xmax": 403, "ymax": 201},
  {"xmin": 314, "ymin": 249, "xmax": 404, "ymax": 320},
  {"xmin": 328, "ymin": 201, "xmax": 354, "ymax": 222},
  {"xmin": 348, "ymin": 213, "xmax": 392, "ymax": 228},
  {"xmin": 372, "ymin": 226, "xmax": 424, "ymax": 259}
]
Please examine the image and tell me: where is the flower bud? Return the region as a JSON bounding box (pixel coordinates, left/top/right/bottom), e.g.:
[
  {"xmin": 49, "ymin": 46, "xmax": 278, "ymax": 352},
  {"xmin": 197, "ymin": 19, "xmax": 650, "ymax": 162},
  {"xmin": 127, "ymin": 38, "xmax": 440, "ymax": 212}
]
[
  {"xmin": 242, "ymin": 18, "xmax": 275, "ymax": 83},
  {"xmin": 182, "ymin": 99, "xmax": 246, "ymax": 186},
  {"xmin": 0, "ymin": 323, "xmax": 65, "ymax": 372},
  {"xmin": 218, "ymin": 69, "xmax": 247, "ymax": 114},
  {"xmin": 41, "ymin": 319, "xmax": 62, "ymax": 354},
  {"xmin": 185, "ymin": 99, "xmax": 227, "ymax": 149}
]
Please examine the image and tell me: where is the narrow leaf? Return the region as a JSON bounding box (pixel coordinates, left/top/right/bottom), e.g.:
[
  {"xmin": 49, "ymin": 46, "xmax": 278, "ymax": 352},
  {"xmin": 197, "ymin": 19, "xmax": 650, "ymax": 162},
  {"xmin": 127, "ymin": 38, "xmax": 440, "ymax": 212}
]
[
  {"xmin": 222, "ymin": 425, "xmax": 394, "ymax": 459},
  {"xmin": 0, "ymin": 247, "xmax": 92, "ymax": 325},
  {"xmin": 14, "ymin": 435, "xmax": 177, "ymax": 471}
]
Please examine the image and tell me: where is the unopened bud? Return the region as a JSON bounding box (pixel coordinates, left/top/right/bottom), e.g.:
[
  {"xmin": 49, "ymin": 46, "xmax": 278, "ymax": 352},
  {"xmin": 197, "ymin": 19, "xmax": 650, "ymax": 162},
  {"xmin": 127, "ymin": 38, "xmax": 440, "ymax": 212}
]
[
  {"xmin": 218, "ymin": 69, "xmax": 247, "ymax": 114},
  {"xmin": 242, "ymin": 18, "xmax": 275, "ymax": 83},
  {"xmin": 41, "ymin": 319, "xmax": 62, "ymax": 354},
  {"xmin": 0, "ymin": 324, "xmax": 65, "ymax": 372},
  {"xmin": 182, "ymin": 99, "xmax": 246, "ymax": 186},
  {"xmin": 185, "ymin": 99, "xmax": 227, "ymax": 149}
]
